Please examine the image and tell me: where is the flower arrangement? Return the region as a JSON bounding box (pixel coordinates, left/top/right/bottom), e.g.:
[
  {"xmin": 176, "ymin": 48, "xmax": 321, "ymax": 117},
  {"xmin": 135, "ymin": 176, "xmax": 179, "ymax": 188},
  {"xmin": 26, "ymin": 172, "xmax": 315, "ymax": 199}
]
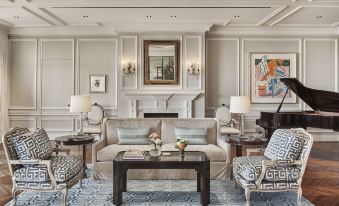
[
  {"xmin": 175, "ymin": 139, "xmax": 189, "ymax": 151},
  {"xmin": 149, "ymin": 132, "xmax": 162, "ymax": 150}
]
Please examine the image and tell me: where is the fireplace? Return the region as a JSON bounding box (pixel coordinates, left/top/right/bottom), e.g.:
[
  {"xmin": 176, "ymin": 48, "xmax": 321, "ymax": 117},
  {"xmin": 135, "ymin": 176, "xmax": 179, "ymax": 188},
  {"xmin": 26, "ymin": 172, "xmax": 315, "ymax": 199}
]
[{"xmin": 144, "ymin": 113, "xmax": 179, "ymax": 118}]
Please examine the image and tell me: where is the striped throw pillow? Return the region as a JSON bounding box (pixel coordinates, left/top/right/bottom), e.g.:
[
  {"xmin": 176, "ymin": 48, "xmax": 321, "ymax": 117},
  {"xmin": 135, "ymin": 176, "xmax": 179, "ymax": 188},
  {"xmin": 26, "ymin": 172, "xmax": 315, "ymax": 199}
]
[
  {"xmin": 175, "ymin": 127, "xmax": 208, "ymax": 145},
  {"xmin": 117, "ymin": 127, "xmax": 150, "ymax": 145}
]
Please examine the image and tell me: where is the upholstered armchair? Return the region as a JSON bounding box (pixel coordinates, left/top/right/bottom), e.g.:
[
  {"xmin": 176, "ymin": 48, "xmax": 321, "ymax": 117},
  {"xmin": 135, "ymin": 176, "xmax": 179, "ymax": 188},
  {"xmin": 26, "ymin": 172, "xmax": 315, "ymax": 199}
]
[
  {"xmin": 2, "ymin": 127, "xmax": 83, "ymax": 206},
  {"xmin": 233, "ymin": 128, "xmax": 313, "ymax": 206}
]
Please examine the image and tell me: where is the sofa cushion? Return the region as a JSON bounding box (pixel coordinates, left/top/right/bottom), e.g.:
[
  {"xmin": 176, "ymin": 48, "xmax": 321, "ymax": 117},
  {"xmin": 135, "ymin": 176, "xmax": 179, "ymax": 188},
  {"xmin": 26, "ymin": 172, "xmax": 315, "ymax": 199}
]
[
  {"xmin": 161, "ymin": 119, "xmax": 217, "ymax": 144},
  {"xmin": 175, "ymin": 127, "xmax": 208, "ymax": 145},
  {"xmin": 118, "ymin": 127, "xmax": 150, "ymax": 145},
  {"xmin": 161, "ymin": 143, "xmax": 227, "ymax": 161},
  {"xmin": 14, "ymin": 155, "xmax": 82, "ymax": 183},
  {"xmin": 105, "ymin": 119, "xmax": 161, "ymax": 144},
  {"xmin": 233, "ymin": 156, "xmax": 301, "ymax": 182},
  {"xmin": 97, "ymin": 144, "xmax": 153, "ymax": 161},
  {"xmin": 264, "ymin": 129, "xmax": 304, "ymax": 160}
]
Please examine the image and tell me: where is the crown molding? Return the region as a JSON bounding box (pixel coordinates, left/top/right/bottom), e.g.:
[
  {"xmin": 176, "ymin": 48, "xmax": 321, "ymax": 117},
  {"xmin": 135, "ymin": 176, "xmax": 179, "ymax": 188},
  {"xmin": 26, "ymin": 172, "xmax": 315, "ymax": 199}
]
[
  {"xmin": 208, "ymin": 25, "xmax": 339, "ymax": 36},
  {"xmin": 8, "ymin": 26, "xmax": 119, "ymax": 36}
]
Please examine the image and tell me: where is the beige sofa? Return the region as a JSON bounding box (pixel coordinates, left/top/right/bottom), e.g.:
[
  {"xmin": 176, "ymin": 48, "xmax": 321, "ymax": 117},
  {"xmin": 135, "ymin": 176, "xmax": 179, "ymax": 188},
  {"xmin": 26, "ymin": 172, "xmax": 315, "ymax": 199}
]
[{"xmin": 92, "ymin": 118, "xmax": 231, "ymax": 180}]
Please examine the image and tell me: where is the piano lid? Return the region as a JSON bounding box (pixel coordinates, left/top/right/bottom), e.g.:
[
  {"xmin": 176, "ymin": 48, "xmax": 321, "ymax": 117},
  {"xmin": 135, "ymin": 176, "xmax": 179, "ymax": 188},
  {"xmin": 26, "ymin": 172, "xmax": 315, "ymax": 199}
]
[{"xmin": 280, "ymin": 78, "xmax": 339, "ymax": 113}]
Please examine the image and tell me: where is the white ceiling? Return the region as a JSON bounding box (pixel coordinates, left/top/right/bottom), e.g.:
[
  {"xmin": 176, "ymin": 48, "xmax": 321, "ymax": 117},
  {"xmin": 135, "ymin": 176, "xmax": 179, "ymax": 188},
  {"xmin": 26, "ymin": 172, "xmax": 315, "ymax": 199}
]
[{"xmin": 0, "ymin": 0, "xmax": 338, "ymax": 34}]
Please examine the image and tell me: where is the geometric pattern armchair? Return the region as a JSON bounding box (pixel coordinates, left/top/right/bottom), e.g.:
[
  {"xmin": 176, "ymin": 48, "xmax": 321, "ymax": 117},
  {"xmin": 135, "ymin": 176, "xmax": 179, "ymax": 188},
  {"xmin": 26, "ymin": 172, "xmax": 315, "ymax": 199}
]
[
  {"xmin": 2, "ymin": 127, "xmax": 83, "ymax": 206},
  {"xmin": 233, "ymin": 128, "xmax": 313, "ymax": 206}
]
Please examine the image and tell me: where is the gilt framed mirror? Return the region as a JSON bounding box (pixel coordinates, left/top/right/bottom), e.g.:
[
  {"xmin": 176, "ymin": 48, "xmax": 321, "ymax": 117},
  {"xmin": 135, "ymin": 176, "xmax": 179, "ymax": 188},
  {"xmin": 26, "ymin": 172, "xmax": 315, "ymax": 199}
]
[{"xmin": 144, "ymin": 40, "xmax": 180, "ymax": 85}]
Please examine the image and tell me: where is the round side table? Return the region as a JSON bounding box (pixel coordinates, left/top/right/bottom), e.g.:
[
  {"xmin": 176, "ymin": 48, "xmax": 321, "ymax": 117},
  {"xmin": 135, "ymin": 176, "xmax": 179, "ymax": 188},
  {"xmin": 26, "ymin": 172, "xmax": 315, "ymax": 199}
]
[
  {"xmin": 55, "ymin": 135, "xmax": 95, "ymax": 171},
  {"xmin": 227, "ymin": 135, "xmax": 268, "ymax": 157}
]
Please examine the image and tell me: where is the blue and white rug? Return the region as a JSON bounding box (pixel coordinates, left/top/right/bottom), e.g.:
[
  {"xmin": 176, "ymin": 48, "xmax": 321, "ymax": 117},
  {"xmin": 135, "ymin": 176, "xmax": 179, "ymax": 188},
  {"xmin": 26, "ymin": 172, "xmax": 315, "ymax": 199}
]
[{"xmin": 6, "ymin": 179, "xmax": 313, "ymax": 206}]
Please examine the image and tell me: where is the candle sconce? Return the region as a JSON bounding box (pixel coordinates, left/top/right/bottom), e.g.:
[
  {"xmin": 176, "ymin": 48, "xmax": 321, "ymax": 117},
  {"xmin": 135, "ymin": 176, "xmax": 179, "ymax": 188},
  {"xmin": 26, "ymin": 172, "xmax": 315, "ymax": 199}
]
[
  {"xmin": 122, "ymin": 61, "xmax": 136, "ymax": 75},
  {"xmin": 187, "ymin": 62, "xmax": 200, "ymax": 76}
]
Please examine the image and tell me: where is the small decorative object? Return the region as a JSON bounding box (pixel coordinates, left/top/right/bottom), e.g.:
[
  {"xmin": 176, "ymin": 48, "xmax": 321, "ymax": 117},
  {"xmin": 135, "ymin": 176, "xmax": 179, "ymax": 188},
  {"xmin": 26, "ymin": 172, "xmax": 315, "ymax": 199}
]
[
  {"xmin": 250, "ymin": 53, "xmax": 297, "ymax": 103},
  {"xmin": 70, "ymin": 95, "xmax": 92, "ymax": 136},
  {"xmin": 122, "ymin": 60, "xmax": 136, "ymax": 75},
  {"xmin": 90, "ymin": 74, "xmax": 106, "ymax": 93},
  {"xmin": 149, "ymin": 132, "xmax": 162, "ymax": 158},
  {"xmin": 175, "ymin": 139, "xmax": 189, "ymax": 157},
  {"xmin": 187, "ymin": 62, "xmax": 200, "ymax": 76},
  {"xmin": 230, "ymin": 96, "xmax": 251, "ymax": 136}
]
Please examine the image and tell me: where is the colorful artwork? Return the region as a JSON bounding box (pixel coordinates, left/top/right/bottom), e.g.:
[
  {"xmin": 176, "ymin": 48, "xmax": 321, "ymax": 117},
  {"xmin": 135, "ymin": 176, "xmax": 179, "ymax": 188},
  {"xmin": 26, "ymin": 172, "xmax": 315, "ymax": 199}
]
[{"xmin": 250, "ymin": 53, "xmax": 297, "ymax": 103}]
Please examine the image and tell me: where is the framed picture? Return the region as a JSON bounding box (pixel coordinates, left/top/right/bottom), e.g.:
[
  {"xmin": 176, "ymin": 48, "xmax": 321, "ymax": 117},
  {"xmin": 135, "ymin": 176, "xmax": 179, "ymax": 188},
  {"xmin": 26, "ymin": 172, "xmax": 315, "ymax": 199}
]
[
  {"xmin": 89, "ymin": 74, "xmax": 106, "ymax": 93},
  {"xmin": 250, "ymin": 53, "xmax": 297, "ymax": 103}
]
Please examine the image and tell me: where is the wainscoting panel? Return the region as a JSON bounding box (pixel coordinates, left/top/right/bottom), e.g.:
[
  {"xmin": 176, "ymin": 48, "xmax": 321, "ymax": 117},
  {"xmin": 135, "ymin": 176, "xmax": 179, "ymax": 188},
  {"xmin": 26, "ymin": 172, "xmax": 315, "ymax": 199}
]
[
  {"xmin": 9, "ymin": 39, "xmax": 37, "ymax": 110},
  {"xmin": 184, "ymin": 35, "xmax": 203, "ymax": 90},
  {"xmin": 41, "ymin": 117, "xmax": 74, "ymax": 132},
  {"xmin": 9, "ymin": 117, "xmax": 37, "ymax": 130},
  {"xmin": 41, "ymin": 39, "xmax": 74, "ymax": 110},
  {"xmin": 206, "ymin": 38, "xmax": 239, "ymax": 112},
  {"xmin": 78, "ymin": 39, "xmax": 118, "ymax": 110},
  {"xmin": 121, "ymin": 36, "xmax": 138, "ymax": 90}
]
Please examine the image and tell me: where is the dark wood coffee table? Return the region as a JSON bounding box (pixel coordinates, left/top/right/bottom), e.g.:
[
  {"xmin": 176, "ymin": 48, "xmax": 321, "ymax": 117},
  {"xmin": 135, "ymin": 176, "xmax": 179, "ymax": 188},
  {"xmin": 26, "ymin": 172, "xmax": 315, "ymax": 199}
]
[{"xmin": 113, "ymin": 151, "xmax": 210, "ymax": 206}]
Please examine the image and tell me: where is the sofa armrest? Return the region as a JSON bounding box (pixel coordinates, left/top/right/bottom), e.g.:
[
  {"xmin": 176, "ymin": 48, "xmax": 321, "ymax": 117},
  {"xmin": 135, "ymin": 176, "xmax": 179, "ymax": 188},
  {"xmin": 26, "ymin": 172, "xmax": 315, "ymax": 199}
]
[
  {"xmin": 92, "ymin": 139, "xmax": 106, "ymax": 164},
  {"xmin": 215, "ymin": 118, "xmax": 231, "ymax": 164}
]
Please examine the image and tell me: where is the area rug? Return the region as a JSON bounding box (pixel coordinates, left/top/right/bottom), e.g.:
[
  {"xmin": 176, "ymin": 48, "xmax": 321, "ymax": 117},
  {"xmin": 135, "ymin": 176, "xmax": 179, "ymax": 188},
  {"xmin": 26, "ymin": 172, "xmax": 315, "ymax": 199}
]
[{"xmin": 5, "ymin": 178, "xmax": 313, "ymax": 206}]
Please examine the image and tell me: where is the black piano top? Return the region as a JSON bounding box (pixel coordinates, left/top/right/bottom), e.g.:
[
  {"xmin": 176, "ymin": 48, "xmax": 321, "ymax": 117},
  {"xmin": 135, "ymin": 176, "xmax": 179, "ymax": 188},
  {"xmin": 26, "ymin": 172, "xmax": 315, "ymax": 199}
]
[{"xmin": 281, "ymin": 78, "xmax": 339, "ymax": 113}]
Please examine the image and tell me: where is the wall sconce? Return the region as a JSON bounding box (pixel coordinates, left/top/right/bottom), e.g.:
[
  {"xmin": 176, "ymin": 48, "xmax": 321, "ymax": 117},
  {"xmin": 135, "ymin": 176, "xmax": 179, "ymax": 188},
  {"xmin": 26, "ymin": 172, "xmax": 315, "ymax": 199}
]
[
  {"xmin": 122, "ymin": 60, "xmax": 136, "ymax": 75},
  {"xmin": 187, "ymin": 62, "xmax": 200, "ymax": 75}
]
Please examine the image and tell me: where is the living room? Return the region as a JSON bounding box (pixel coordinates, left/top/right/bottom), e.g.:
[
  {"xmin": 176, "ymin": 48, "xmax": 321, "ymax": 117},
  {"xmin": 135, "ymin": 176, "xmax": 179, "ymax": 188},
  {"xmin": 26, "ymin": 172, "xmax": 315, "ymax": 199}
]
[{"xmin": 0, "ymin": 0, "xmax": 338, "ymax": 205}]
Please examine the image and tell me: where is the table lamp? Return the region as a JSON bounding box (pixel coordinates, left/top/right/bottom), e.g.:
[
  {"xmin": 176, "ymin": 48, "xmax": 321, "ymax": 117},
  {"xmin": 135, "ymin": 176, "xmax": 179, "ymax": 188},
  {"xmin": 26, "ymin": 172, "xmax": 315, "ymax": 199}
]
[
  {"xmin": 70, "ymin": 95, "xmax": 92, "ymax": 136},
  {"xmin": 230, "ymin": 96, "xmax": 251, "ymax": 135}
]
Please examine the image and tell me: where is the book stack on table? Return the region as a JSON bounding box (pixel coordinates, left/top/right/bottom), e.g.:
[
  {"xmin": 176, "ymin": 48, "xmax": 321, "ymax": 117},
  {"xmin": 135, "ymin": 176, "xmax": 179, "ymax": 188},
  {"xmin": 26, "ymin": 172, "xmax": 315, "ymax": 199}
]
[{"xmin": 123, "ymin": 150, "xmax": 145, "ymax": 160}]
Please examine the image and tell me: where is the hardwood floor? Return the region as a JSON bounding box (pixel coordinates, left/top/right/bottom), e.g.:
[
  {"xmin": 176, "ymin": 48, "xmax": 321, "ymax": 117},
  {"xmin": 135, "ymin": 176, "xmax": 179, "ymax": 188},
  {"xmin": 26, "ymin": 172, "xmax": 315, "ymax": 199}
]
[{"xmin": 0, "ymin": 141, "xmax": 338, "ymax": 206}]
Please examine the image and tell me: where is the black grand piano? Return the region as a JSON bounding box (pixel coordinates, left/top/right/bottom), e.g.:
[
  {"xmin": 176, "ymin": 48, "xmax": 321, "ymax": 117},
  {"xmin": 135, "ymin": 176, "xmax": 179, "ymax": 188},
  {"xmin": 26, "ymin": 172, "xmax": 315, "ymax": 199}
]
[{"xmin": 256, "ymin": 78, "xmax": 339, "ymax": 138}]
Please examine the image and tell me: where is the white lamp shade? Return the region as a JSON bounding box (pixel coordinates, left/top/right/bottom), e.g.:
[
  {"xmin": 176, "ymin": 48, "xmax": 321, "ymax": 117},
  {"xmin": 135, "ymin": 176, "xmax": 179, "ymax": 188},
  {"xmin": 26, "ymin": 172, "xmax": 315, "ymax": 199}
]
[
  {"xmin": 229, "ymin": 96, "xmax": 251, "ymax": 113},
  {"xmin": 70, "ymin": 95, "xmax": 92, "ymax": 113}
]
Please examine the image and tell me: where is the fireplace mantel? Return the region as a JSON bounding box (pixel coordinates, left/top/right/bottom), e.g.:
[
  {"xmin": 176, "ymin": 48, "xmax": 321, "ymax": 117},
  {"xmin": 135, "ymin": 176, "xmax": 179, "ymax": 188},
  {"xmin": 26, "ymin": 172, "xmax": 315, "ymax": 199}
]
[{"xmin": 122, "ymin": 91, "xmax": 202, "ymax": 118}]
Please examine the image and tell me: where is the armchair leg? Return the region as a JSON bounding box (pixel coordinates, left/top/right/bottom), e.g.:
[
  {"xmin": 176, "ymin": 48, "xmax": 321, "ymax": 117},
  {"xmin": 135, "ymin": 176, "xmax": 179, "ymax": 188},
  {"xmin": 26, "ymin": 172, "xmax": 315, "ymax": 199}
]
[
  {"xmin": 245, "ymin": 188, "xmax": 251, "ymax": 206},
  {"xmin": 297, "ymin": 187, "xmax": 302, "ymax": 206},
  {"xmin": 12, "ymin": 186, "xmax": 17, "ymax": 205},
  {"xmin": 62, "ymin": 188, "xmax": 68, "ymax": 206}
]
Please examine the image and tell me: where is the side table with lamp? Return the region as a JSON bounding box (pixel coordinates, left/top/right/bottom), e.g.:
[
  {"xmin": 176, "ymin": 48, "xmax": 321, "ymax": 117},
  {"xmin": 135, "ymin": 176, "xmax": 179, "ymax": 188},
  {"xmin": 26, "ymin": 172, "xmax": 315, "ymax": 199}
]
[{"xmin": 55, "ymin": 95, "xmax": 95, "ymax": 175}]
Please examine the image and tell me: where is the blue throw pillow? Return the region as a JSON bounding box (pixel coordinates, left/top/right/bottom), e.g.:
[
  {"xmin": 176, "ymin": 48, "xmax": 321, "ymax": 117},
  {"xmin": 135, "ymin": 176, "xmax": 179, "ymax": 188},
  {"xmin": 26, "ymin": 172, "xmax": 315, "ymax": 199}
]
[
  {"xmin": 175, "ymin": 127, "xmax": 208, "ymax": 145},
  {"xmin": 117, "ymin": 127, "xmax": 150, "ymax": 145}
]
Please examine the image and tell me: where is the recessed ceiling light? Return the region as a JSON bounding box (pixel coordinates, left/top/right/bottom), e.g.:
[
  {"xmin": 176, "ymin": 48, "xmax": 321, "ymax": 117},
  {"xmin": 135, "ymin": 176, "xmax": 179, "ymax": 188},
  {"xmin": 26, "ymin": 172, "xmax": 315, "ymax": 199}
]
[
  {"xmin": 170, "ymin": 15, "xmax": 176, "ymax": 18},
  {"xmin": 83, "ymin": 15, "xmax": 89, "ymax": 18},
  {"xmin": 234, "ymin": 15, "xmax": 240, "ymax": 18},
  {"xmin": 316, "ymin": 15, "xmax": 322, "ymax": 19},
  {"xmin": 13, "ymin": 16, "xmax": 20, "ymax": 19},
  {"xmin": 146, "ymin": 15, "xmax": 152, "ymax": 18}
]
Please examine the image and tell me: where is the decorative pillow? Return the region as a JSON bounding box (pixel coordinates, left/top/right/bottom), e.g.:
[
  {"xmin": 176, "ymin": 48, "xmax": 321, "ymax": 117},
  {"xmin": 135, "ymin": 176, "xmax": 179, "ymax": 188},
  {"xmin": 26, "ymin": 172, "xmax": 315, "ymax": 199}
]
[
  {"xmin": 175, "ymin": 127, "xmax": 208, "ymax": 145},
  {"xmin": 12, "ymin": 128, "xmax": 53, "ymax": 162},
  {"xmin": 264, "ymin": 129, "xmax": 304, "ymax": 160},
  {"xmin": 32, "ymin": 128, "xmax": 53, "ymax": 159},
  {"xmin": 117, "ymin": 127, "xmax": 150, "ymax": 145}
]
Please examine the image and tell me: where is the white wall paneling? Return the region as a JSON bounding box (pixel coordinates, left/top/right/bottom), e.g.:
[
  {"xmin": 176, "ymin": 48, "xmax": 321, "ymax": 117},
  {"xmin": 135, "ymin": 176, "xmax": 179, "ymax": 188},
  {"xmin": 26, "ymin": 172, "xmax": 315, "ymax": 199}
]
[
  {"xmin": 40, "ymin": 39, "xmax": 75, "ymax": 110},
  {"xmin": 121, "ymin": 36, "xmax": 138, "ymax": 90},
  {"xmin": 9, "ymin": 39, "xmax": 37, "ymax": 110},
  {"xmin": 184, "ymin": 35, "xmax": 203, "ymax": 90},
  {"xmin": 9, "ymin": 117, "xmax": 37, "ymax": 131},
  {"xmin": 78, "ymin": 39, "xmax": 118, "ymax": 110},
  {"xmin": 206, "ymin": 38, "xmax": 240, "ymax": 116}
]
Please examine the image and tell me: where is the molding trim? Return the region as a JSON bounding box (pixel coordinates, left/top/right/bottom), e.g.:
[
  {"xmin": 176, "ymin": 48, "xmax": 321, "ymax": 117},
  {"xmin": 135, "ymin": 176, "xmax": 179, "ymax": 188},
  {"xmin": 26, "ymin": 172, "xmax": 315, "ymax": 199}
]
[
  {"xmin": 121, "ymin": 35, "xmax": 138, "ymax": 90},
  {"xmin": 8, "ymin": 38, "xmax": 38, "ymax": 110},
  {"xmin": 184, "ymin": 35, "xmax": 203, "ymax": 90}
]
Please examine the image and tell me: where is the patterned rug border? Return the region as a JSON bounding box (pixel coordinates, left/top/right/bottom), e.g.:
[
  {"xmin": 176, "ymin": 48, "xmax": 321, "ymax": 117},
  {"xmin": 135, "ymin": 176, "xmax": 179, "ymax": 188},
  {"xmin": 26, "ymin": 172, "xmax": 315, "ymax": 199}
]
[{"xmin": 5, "ymin": 178, "xmax": 314, "ymax": 206}]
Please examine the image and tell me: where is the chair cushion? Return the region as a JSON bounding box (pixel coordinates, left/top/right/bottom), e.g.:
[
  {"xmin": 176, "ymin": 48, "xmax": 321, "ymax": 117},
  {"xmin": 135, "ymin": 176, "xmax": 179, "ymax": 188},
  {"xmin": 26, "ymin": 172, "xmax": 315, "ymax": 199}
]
[
  {"xmin": 264, "ymin": 129, "xmax": 304, "ymax": 160},
  {"xmin": 233, "ymin": 156, "xmax": 301, "ymax": 182},
  {"xmin": 12, "ymin": 128, "xmax": 53, "ymax": 162},
  {"xmin": 174, "ymin": 127, "xmax": 208, "ymax": 145},
  {"xmin": 117, "ymin": 127, "xmax": 150, "ymax": 145},
  {"xmin": 161, "ymin": 143, "xmax": 227, "ymax": 161},
  {"xmin": 97, "ymin": 144, "xmax": 153, "ymax": 161},
  {"xmin": 14, "ymin": 155, "xmax": 82, "ymax": 183}
]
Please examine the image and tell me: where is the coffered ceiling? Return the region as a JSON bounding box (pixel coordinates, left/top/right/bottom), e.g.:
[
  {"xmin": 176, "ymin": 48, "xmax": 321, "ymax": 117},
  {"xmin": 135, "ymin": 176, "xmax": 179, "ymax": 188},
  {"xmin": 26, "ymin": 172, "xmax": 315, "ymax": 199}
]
[{"xmin": 0, "ymin": 0, "xmax": 338, "ymax": 34}]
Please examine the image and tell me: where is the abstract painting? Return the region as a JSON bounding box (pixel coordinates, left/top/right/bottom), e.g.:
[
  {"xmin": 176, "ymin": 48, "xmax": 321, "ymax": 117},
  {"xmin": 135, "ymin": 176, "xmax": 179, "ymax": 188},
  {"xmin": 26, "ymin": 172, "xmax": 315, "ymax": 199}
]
[{"xmin": 250, "ymin": 53, "xmax": 297, "ymax": 103}]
